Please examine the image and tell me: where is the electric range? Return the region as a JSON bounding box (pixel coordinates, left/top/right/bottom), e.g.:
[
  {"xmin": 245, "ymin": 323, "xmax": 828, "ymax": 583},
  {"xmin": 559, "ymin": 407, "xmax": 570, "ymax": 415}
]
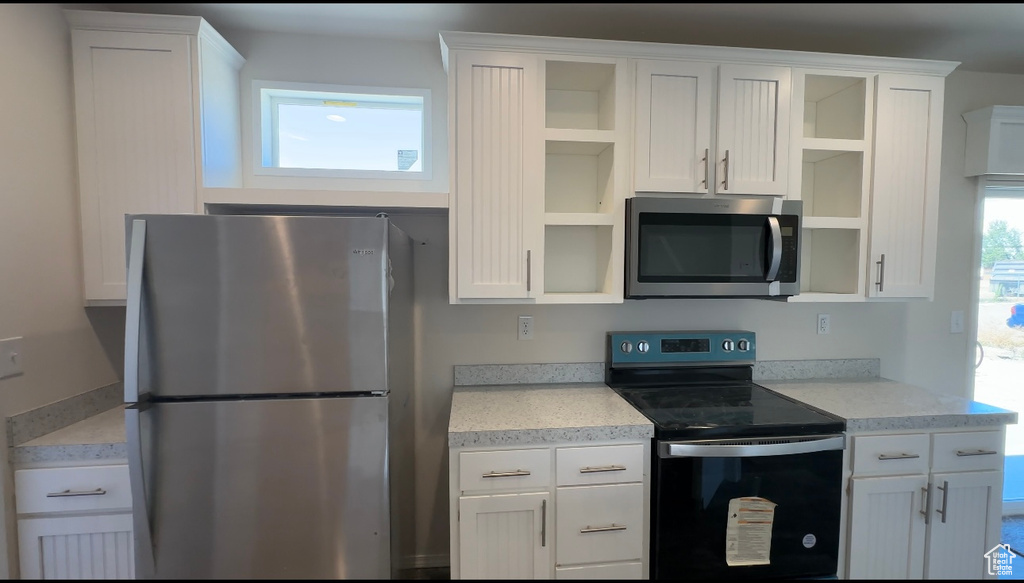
[{"xmin": 606, "ymin": 330, "xmax": 846, "ymax": 580}]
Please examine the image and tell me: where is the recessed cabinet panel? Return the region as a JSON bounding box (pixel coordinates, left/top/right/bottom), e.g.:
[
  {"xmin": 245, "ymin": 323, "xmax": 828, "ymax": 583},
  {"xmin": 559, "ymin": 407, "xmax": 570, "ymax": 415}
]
[
  {"xmin": 868, "ymin": 74, "xmax": 944, "ymax": 299},
  {"xmin": 454, "ymin": 52, "xmax": 541, "ymax": 299},
  {"xmin": 72, "ymin": 30, "xmax": 198, "ymax": 303},
  {"xmin": 634, "ymin": 60, "xmax": 714, "ymax": 193},
  {"xmin": 717, "ymin": 64, "xmax": 791, "ymax": 196}
]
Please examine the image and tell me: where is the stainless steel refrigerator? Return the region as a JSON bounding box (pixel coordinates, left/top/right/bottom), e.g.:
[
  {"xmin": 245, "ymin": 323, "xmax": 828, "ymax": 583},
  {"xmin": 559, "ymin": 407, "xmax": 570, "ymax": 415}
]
[{"xmin": 123, "ymin": 214, "xmax": 414, "ymax": 579}]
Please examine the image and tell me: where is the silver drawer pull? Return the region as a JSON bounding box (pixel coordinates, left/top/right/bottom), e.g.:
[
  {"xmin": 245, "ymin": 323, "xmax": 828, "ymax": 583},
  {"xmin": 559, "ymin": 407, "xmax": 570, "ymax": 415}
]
[
  {"xmin": 580, "ymin": 524, "xmax": 627, "ymax": 534},
  {"xmin": 482, "ymin": 469, "xmax": 531, "ymax": 478},
  {"xmin": 878, "ymin": 453, "xmax": 920, "ymax": 461},
  {"xmin": 579, "ymin": 465, "xmax": 626, "ymax": 474},
  {"xmin": 955, "ymin": 449, "xmax": 999, "ymax": 457},
  {"xmin": 46, "ymin": 488, "xmax": 106, "ymax": 498}
]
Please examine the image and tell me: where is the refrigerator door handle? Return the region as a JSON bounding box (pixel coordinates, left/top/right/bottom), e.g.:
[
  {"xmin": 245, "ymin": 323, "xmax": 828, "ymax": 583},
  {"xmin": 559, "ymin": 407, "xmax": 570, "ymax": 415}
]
[
  {"xmin": 126, "ymin": 406, "xmax": 156, "ymax": 578},
  {"xmin": 124, "ymin": 219, "xmax": 146, "ymax": 403}
]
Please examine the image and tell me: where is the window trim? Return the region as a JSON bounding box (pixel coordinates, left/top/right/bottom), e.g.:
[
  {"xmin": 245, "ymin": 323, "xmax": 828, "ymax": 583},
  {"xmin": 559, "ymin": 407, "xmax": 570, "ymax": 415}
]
[{"xmin": 252, "ymin": 80, "xmax": 432, "ymax": 181}]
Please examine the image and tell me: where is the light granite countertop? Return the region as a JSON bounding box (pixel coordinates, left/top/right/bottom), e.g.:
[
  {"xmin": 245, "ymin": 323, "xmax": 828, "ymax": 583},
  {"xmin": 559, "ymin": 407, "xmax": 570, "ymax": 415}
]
[
  {"xmin": 448, "ymin": 383, "xmax": 654, "ymax": 447},
  {"xmin": 12, "ymin": 406, "xmax": 127, "ymax": 465},
  {"xmin": 761, "ymin": 378, "xmax": 1019, "ymax": 433}
]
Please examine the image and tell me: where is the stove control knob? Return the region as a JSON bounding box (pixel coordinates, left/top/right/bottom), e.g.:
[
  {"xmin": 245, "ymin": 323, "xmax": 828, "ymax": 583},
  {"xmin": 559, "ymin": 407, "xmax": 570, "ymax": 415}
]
[
  {"xmin": 620, "ymin": 341, "xmax": 633, "ymax": 354},
  {"xmin": 637, "ymin": 341, "xmax": 650, "ymax": 353},
  {"xmin": 737, "ymin": 339, "xmax": 750, "ymax": 351},
  {"xmin": 722, "ymin": 339, "xmax": 735, "ymax": 352}
]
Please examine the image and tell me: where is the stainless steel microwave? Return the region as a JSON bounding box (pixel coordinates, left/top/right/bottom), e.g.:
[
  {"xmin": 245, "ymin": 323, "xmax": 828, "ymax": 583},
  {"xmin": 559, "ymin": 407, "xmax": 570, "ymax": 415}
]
[{"xmin": 625, "ymin": 196, "xmax": 801, "ymax": 299}]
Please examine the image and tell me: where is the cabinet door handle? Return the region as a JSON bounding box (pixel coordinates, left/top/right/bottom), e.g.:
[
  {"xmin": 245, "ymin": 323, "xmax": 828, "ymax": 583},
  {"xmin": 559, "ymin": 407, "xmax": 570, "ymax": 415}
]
[
  {"xmin": 955, "ymin": 449, "xmax": 998, "ymax": 457},
  {"xmin": 580, "ymin": 524, "xmax": 627, "ymax": 534},
  {"xmin": 920, "ymin": 485, "xmax": 929, "ymax": 525},
  {"xmin": 579, "ymin": 465, "xmax": 626, "ymax": 474},
  {"xmin": 878, "ymin": 453, "xmax": 920, "ymax": 461},
  {"xmin": 936, "ymin": 480, "xmax": 949, "ymax": 524},
  {"xmin": 701, "ymin": 148, "xmax": 709, "ymax": 188},
  {"xmin": 526, "ymin": 250, "xmax": 532, "ymax": 293},
  {"xmin": 46, "ymin": 488, "xmax": 106, "ymax": 498},
  {"xmin": 541, "ymin": 499, "xmax": 547, "ymax": 547},
  {"xmin": 482, "ymin": 469, "xmax": 531, "ymax": 478},
  {"xmin": 875, "ymin": 254, "xmax": 886, "ymax": 292},
  {"xmin": 721, "ymin": 150, "xmax": 730, "ymax": 191}
]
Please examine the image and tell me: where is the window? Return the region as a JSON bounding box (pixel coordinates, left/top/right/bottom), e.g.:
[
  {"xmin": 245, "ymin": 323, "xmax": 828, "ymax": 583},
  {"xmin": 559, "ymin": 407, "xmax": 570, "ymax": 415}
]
[{"xmin": 255, "ymin": 81, "xmax": 430, "ymax": 180}]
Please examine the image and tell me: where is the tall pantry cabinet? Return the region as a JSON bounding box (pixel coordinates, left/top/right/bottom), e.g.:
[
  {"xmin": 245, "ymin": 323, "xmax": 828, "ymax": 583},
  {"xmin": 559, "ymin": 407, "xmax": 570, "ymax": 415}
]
[{"xmin": 65, "ymin": 10, "xmax": 244, "ymax": 304}]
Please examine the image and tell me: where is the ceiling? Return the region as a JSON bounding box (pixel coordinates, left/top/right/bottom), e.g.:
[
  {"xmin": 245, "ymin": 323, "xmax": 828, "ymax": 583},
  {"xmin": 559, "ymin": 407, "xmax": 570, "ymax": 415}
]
[{"xmin": 100, "ymin": 3, "xmax": 1024, "ymax": 74}]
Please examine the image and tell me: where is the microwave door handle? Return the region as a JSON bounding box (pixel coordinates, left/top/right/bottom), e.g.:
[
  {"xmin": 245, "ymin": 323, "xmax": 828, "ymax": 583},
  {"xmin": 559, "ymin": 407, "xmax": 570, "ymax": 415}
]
[{"xmin": 765, "ymin": 216, "xmax": 782, "ymax": 281}]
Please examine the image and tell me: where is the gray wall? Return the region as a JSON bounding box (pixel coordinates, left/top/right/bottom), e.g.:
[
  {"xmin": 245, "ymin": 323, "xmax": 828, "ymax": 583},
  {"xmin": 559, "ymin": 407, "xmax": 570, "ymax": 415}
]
[{"xmin": 0, "ymin": 4, "xmax": 124, "ymax": 577}]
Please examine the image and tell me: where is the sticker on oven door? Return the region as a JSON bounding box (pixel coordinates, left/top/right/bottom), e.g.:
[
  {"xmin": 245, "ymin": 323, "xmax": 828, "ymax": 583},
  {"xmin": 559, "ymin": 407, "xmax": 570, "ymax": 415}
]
[
  {"xmin": 802, "ymin": 534, "xmax": 816, "ymax": 549},
  {"xmin": 725, "ymin": 496, "xmax": 777, "ymax": 567}
]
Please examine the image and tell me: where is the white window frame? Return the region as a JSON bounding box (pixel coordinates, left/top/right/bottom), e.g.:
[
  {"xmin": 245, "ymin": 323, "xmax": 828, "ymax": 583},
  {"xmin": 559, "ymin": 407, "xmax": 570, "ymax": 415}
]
[{"xmin": 252, "ymin": 80, "xmax": 432, "ymax": 181}]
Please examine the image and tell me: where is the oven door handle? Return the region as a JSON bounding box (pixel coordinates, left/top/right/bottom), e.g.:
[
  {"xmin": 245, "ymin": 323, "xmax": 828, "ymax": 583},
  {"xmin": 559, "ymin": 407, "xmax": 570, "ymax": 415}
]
[
  {"xmin": 765, "ymin": 216, "xmax": 782, "ymax": 282},
  {"xmin": 661, "ymin": 435, "xmax": 845, "ymax": 458}
]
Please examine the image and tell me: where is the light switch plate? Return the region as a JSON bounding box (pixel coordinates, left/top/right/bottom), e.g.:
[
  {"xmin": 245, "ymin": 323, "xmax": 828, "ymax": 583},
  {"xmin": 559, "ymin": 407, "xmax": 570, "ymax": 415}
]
[
  {"xmin": 0, "ymin": 337, "xmax": 24, "ymax": 379},
  {"xmin": 951, "ymin": 310, "xmax": 965, "ymax": 334}
]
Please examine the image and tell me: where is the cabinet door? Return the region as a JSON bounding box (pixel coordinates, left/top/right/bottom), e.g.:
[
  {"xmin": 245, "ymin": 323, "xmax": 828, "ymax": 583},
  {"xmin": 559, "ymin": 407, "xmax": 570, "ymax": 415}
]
[
  {"xmin": 71, "ymin": 30, "xmax": 198, "ymax": 303},
  {"xmin": 847, "ymin": 474, "xmax": 928, "ymax": 579},
  {"xmin": 454, "ymin": 51, "xmax": 542, "ymax": 299},
  {"xmin": 18, "ymin": 513, "xmax": 134, "ymax": 579},
  {"xmin": 459, "ymin": 492, "xmax": 551, "ymax": 579},
  {"xmin": 716, "ymin": 64, "xmax": 791, "ymax": 196},
  {"xmin": 925, "ymin": 470, "xmax": 1002, "ymax": 580},
  {"xmin": 634, "ymin": 60, "xmax": 714, "ymax": 193},
  {"xmin": 868, "ymin": 74, "xmax": 944, "ymax": 299}
]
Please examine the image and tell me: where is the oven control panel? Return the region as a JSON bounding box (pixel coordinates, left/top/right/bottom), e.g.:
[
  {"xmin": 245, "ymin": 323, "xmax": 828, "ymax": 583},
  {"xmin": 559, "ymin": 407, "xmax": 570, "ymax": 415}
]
[{"xmin": 608, "ymin": 331, "xmax": 755, "ymax": 365}]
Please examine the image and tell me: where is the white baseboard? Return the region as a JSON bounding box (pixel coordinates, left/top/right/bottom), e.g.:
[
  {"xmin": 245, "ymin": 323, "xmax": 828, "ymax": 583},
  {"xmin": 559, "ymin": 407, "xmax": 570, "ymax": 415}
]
[
  {"xmin": 1003, "ymin": 500, "xmax": 1024, "ymax": 516},
  {"xmin": 400, "ymin": 553, "xmax": 449, "ymax": 570}
]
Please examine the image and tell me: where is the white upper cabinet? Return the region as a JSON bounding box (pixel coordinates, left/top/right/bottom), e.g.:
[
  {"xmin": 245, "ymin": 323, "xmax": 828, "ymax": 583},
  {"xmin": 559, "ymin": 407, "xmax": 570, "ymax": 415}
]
[
  {"xmin": 66, "ymin": 10, "xmax": 244, "ymax": 305},
  {"xmin": 634, "ymin": 61, "xmax": 790, "ymax": 196},
  {"xmin": 634, "ymin": 61, "xmax": 714, "ymax": 193},
  {"xmin": 451, "ymin": 51, "xmax": 543, "ymax": 300},
  {"xmin": 441, "ymin": 31, "xmax": 957, "ymax": 305},
  {"xmin": 868, "ymin": 74, "xmax": 945, "ymax": 299},
  {"xmin": 716, "ymin": 64, "xmax": 792, "ymax": 196}
]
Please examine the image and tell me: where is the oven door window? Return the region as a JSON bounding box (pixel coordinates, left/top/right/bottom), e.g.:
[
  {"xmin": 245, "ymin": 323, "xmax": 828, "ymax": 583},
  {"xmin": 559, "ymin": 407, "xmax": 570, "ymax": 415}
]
[
  {"xmin": 637, "ymin": 213, "xmax": 769, "ymax": 282},
  {"xmin": 652, "ymin": 449, "xmax": 842, "ymax": 580}
]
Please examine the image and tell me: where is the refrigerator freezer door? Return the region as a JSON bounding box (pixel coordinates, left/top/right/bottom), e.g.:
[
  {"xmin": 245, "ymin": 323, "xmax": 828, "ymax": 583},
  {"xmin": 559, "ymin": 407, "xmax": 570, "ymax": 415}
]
[
  {"xmin": 131, "ymin": 214, "xmax": 390, "ymax": 398},
  {"xmin": 128, "ymin": 396, "xmax": 391, "ymax": 579}
]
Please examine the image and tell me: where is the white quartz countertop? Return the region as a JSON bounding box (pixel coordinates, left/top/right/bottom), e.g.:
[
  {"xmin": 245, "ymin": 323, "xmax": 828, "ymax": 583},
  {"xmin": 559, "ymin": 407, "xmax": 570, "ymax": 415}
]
[
  {"xmin": 761, "ymin": 377, "xmax": 1018, "ymax": 432},
  {"xmin": 448, "ymin": 383, "xmax": 654, "ymax": 447},
  {"xmin": 13, "ymin": 406, "xmax": 126, "ymax": 465}
]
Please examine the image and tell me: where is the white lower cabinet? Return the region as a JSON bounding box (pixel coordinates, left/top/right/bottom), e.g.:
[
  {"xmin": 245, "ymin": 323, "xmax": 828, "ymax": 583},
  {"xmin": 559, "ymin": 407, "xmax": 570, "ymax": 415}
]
[
  {"xmin": 15, "ymin": 464, "xmax": 134, "ymax": 579},
  {"xmin": 459, "ymin": 492, "xmax": 551, "ymax": 579},
  {"xmin": 450, "ymin": 441, "xmax": 649, "ymax": 579},
  {"xmin": 845, "ymin": 429, "xmax": 1004, "ymax": 580}
]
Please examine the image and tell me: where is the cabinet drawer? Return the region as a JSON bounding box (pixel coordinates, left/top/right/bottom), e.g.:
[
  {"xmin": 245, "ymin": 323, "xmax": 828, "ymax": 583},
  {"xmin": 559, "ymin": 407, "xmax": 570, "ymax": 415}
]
[
  {"xmin": 459, "ymin": 448, "xmax": 551, "ymax": 492},
  {"xmin": 556, "ymin": 561, "xmax": 643, "ymax": 579},
  {"xmin": 556, "ymin": 444, "xmax": 644, "ymax": 486},
  {"xmin": 556, "ymin": 483, "xmax": 643, "ymax": 566},
  {"xmin": 15, "ymin": 465, "xmax": 131, "ymax": 515},
  {"xmin": 931, "ymin": 430, "xmax": 1004, "ymax": 473},
  {"xmin": 852, "ymin": 433, "xmax": 930, "ymax": 476}
]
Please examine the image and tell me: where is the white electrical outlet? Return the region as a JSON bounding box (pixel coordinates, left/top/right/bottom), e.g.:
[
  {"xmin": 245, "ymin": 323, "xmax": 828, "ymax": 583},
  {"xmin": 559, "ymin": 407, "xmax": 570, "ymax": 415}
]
[
  {"xmin": 518, "ymin": 316, "xmax": 534, "ymax": 341},
  {"xmin": 0, "ymin": 337, "xmax": 24, "ymax": 379},
  {"xmin": 817, "ymin": 314, "xmax": 830, "ymax": 335},
  {"xmin": 951, "ymin": 310, "xmax": 965, "ymax": 334}
]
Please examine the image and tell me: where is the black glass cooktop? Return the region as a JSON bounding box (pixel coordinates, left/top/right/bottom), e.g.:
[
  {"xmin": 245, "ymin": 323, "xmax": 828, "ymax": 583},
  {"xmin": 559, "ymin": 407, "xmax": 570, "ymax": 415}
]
[{"xmin": 613, "ymin": 382, "xmax": 845, "ymax": 440}]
